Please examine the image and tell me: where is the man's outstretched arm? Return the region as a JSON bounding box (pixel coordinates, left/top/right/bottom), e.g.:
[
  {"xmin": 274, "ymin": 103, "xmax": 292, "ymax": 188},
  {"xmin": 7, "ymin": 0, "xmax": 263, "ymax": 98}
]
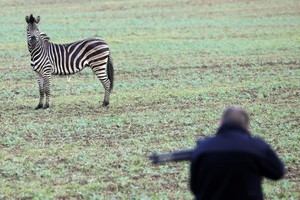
[{"xmin": 260, "ymin": 144, "xmax": 285, "ymax": 180}]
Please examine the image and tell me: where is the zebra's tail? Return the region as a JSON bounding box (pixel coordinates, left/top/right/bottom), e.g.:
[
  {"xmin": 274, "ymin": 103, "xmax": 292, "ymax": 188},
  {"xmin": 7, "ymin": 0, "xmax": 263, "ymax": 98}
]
[{"xmin": 107, "ymin": 55, "xmax": 114, "ymax": 92}]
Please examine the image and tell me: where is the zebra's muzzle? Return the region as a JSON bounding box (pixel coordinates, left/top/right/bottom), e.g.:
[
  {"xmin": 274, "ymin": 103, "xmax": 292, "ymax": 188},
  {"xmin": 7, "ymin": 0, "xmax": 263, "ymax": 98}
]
[
  {"xmin": 30, "ymin": 36, "xmax": 37, "ymax": 41},
  {"xmin": 30, "ymin": 37, "xmax": 37, "ymax": 48}
]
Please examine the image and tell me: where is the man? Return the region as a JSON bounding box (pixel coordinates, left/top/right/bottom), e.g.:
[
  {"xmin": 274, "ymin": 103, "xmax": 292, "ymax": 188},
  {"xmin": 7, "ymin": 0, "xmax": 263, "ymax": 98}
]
[{"xmin": 190, "ymin": 106, "xmax": 285, "ymax": 200}]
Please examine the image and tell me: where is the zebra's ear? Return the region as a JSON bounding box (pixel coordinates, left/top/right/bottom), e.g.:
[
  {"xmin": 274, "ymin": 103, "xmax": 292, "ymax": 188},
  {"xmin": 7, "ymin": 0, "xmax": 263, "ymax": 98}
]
[
  {"xmin": 25, "ymin": 15, "xmax": 30, "ymax": 23},
  {"xmin": 35, "ymin": 16, "xmax": 40, "ymax": 24}
]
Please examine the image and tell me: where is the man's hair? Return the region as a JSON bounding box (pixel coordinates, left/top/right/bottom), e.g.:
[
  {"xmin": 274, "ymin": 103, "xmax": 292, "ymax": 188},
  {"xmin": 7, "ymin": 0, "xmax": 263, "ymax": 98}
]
[{"xmin": 221, "ymin": 106, "xmax": 249, "ymax": 128}]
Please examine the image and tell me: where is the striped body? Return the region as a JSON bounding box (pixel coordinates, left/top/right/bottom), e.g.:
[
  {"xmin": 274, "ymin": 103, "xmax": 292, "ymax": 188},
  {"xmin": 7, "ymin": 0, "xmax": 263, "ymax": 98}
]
[
  {"xmin": 55, "ymin": 39, "xmax": 108, "ymax": 75},
  {"xmin": 26, "ymin": 17, "xmax": 114, "ymax": 109},
  {"xmin": 31, "ymin": 37, "xmax": 110, "ymax": 76}
]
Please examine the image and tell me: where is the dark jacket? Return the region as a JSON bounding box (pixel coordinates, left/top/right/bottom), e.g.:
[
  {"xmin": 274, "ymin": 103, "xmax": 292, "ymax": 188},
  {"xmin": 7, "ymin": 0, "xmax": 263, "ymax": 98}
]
[{"xmin": 190, "ymin": 123, "xmax": 285, "ymax": 200}]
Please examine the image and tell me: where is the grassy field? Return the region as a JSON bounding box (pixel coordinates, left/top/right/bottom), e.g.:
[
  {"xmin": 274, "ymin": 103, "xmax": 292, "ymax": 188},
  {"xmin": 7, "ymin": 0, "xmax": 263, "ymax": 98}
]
[{"xmin": 0, "ymin": 0, "xmax": 299, "ymax": 199}]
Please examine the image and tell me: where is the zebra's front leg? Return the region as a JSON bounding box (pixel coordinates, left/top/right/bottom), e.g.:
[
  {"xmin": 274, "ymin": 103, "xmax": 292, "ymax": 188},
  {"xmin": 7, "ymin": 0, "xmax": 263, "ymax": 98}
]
[
  {"xmin": 35, "ymin": 73, "xmax": 44, "ymax": 110},
  {"xmin": 43, "ymin": 72, "xmax": 52, "ymax": 109}
]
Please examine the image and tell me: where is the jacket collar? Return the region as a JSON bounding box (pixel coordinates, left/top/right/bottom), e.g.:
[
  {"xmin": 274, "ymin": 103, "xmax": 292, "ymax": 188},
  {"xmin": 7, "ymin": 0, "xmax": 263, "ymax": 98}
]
[{"xmin": 216, "ymin": 123, "xmax": 250, "ymax": 135}]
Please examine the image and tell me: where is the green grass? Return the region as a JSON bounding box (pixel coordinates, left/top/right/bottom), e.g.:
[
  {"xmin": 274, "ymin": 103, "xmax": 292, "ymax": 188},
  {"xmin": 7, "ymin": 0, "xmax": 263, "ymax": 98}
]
[{"xmin": 0, "ymin": 0, "xmax": 300, "ymax": 199}]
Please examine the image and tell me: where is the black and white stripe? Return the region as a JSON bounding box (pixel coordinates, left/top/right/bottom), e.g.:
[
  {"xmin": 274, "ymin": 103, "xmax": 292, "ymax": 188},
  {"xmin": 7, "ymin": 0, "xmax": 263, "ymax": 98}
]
[{"xmin": 25, "ymin": 14, "xmax": 114, "ymax": 109}]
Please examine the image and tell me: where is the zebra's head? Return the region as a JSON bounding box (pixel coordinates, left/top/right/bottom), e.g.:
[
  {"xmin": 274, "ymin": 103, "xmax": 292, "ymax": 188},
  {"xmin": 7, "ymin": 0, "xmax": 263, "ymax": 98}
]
[{"xmin": 25, "ymin": 14, "xmax": 40, "ymax": 51}]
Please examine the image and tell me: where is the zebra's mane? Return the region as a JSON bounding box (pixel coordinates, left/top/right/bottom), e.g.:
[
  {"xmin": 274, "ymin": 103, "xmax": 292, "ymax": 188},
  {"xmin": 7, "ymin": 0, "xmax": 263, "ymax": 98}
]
[
  {"xmin": 40, "ymin": 32, "xmax": 50, "ymax": 41},
  {"xmin": 28, "ymin": 14, "xmax": 35, "ymax": 24},
  {"xmin": 26, "ymin": 14, "xmax": 40, "ymax": 24}
]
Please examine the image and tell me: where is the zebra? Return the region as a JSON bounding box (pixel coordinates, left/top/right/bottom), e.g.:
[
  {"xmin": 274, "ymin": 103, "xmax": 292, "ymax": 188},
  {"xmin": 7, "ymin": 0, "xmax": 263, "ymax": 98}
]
[{"xmin": 25, "ymin": 14, "xmax": 114, "ymax": 109}]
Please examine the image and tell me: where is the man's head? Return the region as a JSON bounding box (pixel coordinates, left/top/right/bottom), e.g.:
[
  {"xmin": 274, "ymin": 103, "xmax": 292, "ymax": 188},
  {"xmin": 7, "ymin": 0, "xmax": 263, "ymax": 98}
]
[{"xmin": 221, "ymin": 105, "xmax": 250, "ymax": 131}]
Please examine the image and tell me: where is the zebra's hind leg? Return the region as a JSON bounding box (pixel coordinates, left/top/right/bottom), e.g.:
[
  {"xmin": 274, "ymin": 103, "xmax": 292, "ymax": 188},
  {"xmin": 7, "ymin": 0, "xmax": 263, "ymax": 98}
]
[
  {"xmin": 35, "ymin": 73, "xmax": 44, "ymax": 110},
  {"xmin": 102, "ymin": 79, "xmax": 111, "ymax": 107},
  {"xmin": 91, "ymin": 63, "xmax": 111, "ymax": 107}
]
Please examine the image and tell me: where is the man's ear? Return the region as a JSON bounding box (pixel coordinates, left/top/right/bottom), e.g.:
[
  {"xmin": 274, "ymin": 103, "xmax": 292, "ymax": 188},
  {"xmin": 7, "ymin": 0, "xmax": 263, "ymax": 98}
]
[
  {"xmin": 35, "ymin": 16, "xmax": 40, "ymax": 24},
  {"xmin": 246, "ymin": 123, "xmax": 250, "ymax": 133},
  {"xmin": 25, "ymin": 15, "xmax": 30, "ymax": 23}
]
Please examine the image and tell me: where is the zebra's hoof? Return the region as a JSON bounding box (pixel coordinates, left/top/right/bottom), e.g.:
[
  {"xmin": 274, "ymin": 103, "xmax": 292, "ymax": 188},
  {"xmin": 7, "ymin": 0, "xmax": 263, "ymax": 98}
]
[
  {"xmin": 43, "ymin": 104, "xmax": 49, "ymax": 109},
  {"xmin": 102, "ymin": 101, "xmax": 109, "ymax": 107},
  {"xmin": 35, "ymin": 104, "xmax": 43, "ymax": 110}
]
